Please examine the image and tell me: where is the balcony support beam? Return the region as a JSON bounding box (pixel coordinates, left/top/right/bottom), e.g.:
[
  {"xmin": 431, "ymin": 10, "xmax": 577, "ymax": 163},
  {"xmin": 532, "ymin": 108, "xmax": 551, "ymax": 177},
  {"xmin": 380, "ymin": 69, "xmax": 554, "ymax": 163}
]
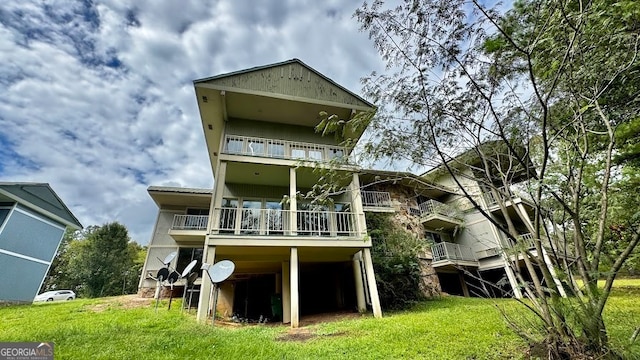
[
  {"xmin": 197, "ymin": 245, "xmax": 216, "ymax": 323},
  {"xmin": 282, "ymin": 260, "xmax": 291, "ymax": 324},
  {"xmin": 353, "ymin": 254, "xmax": 366, "ymax": 312},
  {"xmin": 290, "ymin": 247, "xmax": 300, "ymax": 327},
  {"xmin": 209, "ymin": 161, "xmax": 227, "ymax": 234},
  {"xmin": 362, "ymin": 248, "xmax": 382, "ymax": 318},
  {"xmin": 289, "ymin": 168, "xmax": 297, "ymax": 235}
]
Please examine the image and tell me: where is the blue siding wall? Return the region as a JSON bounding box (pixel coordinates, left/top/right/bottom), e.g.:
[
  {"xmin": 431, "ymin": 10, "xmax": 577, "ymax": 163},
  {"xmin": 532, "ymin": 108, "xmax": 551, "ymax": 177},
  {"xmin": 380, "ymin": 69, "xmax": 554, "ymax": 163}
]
[
  {"xmin": 0, "ymin": 253, "xmax": 49, "ymax": 302},
  {"xmin": 0, "ymin": 206, "xmax": 65, "ymax": 302},
  {"xmin": 0, "ymin": 207, "xmax": 64, "ymax": 262}
]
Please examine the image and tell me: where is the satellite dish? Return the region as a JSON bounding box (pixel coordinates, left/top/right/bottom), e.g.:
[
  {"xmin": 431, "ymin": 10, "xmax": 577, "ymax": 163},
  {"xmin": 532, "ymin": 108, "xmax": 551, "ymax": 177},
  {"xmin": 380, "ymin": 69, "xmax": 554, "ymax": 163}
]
[
  {"xmin": 186, "ymin": 272, "xmax": 198, "ymax": 286},
  {"xmin": 181, "ymin": 260, "xmax": 198, "ymax": 278},
  {"xmin": 167, "ymin": 271, "xmax": 179, "ymax": 284},
  {"xmin": 207, "ymin": 260, "xmax": 235, "ymax": 283},
  {"xmin": 157, "ymin": 267, "xmax": 170, "ymax": 281},
  {"xmin": 162, "ymin": 251, "xmax": 177, "ymax": 265}
]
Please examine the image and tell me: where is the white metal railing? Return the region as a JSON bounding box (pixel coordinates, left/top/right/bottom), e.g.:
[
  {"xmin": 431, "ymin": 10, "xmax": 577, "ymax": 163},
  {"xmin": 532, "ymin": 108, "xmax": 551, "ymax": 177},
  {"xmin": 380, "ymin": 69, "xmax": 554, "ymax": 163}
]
[
  {"xmin": 517, "ymin": 232, "xmax": 536, "ymax": 249},
  {"xmin": 361, "ymin": 191, "xmax": 392, "ymax": 207},
  {"xmin": 223, "ymin": 135, "xmax": 348, "ymax": 162},
  {"xmin": 213, "ymin": 208, "xmax": 360, "ymax": 237},
  {"xmin": 172, "ymin": 215, "xmax": 209, "ymax": 230},
  {"xmin": 418, "ymin": 199, "xmax": 461, "ymax": 219},
  {"xmin": 482, "ymin": 185, "xmax": 534, "ymax": 208},
  {"xmin": 431, "ymin": 242, "xmax": 477, "ymax": 262}
]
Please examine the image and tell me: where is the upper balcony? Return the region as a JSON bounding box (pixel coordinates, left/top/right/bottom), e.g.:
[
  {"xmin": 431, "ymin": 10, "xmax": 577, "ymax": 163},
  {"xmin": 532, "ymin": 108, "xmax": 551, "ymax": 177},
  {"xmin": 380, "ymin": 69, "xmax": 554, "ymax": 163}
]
[
  {"xmin": 417, "ymin": 200, "xmax": 463, "ymax": 230},
  {"xmin": 361, "ymin": 191, "xmax": 394, "ymax": 212},
  {"xmin": 482, "ymin": 184, "xmax": 535, "ymax": 213},
  {"xmin": 222, "ymin": 135, "xmax": 349, "ymax": 165}
]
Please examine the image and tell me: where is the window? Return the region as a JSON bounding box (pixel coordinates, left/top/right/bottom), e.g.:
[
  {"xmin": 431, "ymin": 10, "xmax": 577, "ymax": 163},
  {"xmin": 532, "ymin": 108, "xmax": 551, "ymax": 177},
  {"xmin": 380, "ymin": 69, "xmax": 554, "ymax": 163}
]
[
  {"xmin": 240, "ymin": 200, "xmax": 262, "ymax": 234},
  {"xmin": 226, "ymin": 137, "xmax": 243, "ymax": 154},
  {"xmin": 247, "ymin": 139, "xmax": 265, "ymax": 156},
  {"xmin": 297, "ymin": 203, "xmax": 329, "ymax": 236},
  {"xmin": 177, "ymin": 248, "xmax": 204, "ymax": 275},
  {"xmin": 219, "ymin": 198, "xmax": 238, "ymax": 233},
  {"xmin": 268, "ymin": 141, "xmax": 285, "ymax": 158},
  {"xmin": 265, "ymin": 201, "xmax": 284, "ymax": 234}
]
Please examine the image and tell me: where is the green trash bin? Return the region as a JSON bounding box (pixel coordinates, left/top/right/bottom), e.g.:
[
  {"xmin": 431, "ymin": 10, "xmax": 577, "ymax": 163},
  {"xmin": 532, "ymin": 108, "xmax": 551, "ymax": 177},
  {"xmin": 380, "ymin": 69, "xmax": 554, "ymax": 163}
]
[{"xmin": 270, "ymin": 294, "xmax": 282, "ymax": 321}]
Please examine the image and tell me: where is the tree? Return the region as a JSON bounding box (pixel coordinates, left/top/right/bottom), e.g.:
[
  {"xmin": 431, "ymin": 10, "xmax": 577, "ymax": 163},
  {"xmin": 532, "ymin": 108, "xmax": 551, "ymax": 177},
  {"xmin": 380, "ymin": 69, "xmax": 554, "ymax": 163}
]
[
  {"xmin": 339, "ymin": 0, "xmax": 640, "ymax": 358},
  {"xmin": 41, "ymin": 223, "xmax": 145, "ymax": 297}
]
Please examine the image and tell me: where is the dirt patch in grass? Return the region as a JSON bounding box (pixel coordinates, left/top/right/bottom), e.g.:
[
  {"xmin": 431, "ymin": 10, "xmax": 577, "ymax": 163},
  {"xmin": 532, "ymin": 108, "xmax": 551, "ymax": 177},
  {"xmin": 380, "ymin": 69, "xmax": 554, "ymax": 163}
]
[
  {"xmin": 277, "ymin": 328, "xmax": 347, "ymax": 342},
  {"xmin": 87, "ymin": 295, "xmax": 154, "ymax": 312}
]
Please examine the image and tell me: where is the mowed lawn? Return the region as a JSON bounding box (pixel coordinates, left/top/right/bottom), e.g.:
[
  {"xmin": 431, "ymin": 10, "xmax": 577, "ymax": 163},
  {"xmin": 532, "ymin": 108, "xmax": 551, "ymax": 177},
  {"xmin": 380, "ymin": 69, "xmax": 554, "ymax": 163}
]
[{"xmin": 1, "ymin": 280, "xmax": 638, "ymax": 360}]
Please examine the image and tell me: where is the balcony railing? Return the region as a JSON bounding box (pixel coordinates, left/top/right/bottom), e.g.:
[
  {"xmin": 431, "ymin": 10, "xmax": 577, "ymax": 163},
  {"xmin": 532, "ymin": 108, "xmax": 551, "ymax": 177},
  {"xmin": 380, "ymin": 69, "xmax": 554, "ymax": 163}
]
[
  {"xmin": 431, "ymin": 242, "xmax": 477, "ymax": 262},
  {"xmin": 418, "ymin": 200, "xmax": 461, "ymax": 219},
  {"xmin": 361, "ymin": 191, "xmax": 392, "ymax": 207},
  {"xmin": 223, "ymin": 135, "xmax": 348, "ymax": 162},
  {"xmin": 517, "ymin": 232, "xmax": 536, "ymax": 249},
  {"xmin": 172, "ymin": 215, "xmax": 209, "ymax": 230},
  {"xmin": 482, "ymin": 185, "xmax": 534, "ymax": 208},
  {"xmin": 213, "ymin": 208, "xmax": 362, "ymax": 237}
]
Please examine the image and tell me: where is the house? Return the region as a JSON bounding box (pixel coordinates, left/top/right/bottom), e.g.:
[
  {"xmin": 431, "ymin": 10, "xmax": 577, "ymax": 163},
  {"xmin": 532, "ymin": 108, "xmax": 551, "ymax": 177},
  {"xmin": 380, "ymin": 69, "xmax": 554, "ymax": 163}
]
[
  {"xmin": 0, "ymin": 183, "xmax": 82, "ymax": 303},
  {"xmin": 139, "ymin": 60, "xmax": 565, "ymax": 325},
  {"xmin": 139, "ymin": 59, "xmax": 382, "ymax": 327}
]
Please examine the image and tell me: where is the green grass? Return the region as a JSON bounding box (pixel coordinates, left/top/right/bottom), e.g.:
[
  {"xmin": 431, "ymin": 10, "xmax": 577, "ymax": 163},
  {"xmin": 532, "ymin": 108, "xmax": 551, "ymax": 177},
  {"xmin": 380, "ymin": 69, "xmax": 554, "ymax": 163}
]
[{"xmin": 1, "ymin": 280, "xmax": 638, "ymax": 359}]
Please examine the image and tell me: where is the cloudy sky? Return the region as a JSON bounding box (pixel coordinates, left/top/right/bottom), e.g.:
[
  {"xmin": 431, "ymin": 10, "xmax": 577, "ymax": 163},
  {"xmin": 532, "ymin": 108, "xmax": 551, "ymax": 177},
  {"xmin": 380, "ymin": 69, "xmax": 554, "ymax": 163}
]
[{"xmin": 0, "ymin": 0, "xmax": 385, "ymax": 243}]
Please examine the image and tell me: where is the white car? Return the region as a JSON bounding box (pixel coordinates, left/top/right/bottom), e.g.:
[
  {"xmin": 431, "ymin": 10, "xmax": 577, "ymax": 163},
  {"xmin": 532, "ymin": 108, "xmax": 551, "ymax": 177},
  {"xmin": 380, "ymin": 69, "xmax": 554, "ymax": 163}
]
[{"xmin": 34, "ymin": 290, "xmax": 76, "ymax": 302}]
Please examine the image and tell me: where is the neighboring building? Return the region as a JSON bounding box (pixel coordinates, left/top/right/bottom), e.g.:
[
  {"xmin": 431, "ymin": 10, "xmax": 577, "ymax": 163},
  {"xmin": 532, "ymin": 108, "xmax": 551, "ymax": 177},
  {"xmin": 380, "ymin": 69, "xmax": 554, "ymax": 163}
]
[
  {"xmin": 139, "ymin": 59, "xmax": 382, "ymax": 327},
  {"xmin": 0, "ymin": 183, "xmax": 82, "ymax": 303}
]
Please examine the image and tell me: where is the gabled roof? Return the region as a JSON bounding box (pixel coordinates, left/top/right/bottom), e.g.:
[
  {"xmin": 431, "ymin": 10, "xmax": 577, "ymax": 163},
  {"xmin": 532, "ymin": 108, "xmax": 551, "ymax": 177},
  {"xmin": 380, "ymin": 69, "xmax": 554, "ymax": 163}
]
[
  {"xmin": 0, "ymin": 182, "xmax": 82, "ymax": 229},
  {"xmin": 194, "ymin": 58, "xmax": 374, "ymax": 108}
]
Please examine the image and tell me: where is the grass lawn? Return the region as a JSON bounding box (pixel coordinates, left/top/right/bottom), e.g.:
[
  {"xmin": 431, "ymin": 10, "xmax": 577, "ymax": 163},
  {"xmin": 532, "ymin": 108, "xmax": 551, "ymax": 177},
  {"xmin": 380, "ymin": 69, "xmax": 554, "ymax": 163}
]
[{"xmin": 1, "ymin": 280, "xmax": 638, "ymax": 359}]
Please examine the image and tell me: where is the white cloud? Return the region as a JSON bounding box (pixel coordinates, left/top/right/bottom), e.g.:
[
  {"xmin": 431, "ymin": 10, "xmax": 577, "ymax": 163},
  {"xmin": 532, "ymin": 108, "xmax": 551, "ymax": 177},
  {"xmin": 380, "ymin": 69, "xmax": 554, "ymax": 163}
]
[{"xmin": 0, "ymin": 0, "xmax": 383, "ymax": 243}]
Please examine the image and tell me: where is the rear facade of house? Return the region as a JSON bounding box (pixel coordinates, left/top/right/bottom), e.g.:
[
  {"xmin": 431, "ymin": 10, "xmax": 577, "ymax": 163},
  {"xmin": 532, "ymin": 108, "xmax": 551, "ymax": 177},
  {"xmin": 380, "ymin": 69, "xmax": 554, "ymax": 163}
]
[{"xmin": 138, "ymin": 59, "xmax": 382, "ymax": 327}]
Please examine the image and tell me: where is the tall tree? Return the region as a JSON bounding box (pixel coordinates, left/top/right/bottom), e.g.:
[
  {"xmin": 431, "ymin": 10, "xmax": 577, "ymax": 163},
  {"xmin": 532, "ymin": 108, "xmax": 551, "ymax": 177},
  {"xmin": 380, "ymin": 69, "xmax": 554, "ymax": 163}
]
[
  {"xmin": 340, "ymin": 0, "xmax": 640, "ymax": 357},
  {"xmin": 41, "ymin": 223, "xmax": 144, "ymax": 297}
]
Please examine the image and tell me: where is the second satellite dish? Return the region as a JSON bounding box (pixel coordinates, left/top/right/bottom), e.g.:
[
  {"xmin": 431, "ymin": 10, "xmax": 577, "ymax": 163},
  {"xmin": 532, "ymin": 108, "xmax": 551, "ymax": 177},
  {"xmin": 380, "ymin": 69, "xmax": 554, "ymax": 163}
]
[
  {"xmin": 181, "ymin": 260, "xmax": 198, "ymax": 278},
  {"xmin": 162, "ymin": 251, "xmax": 177, "ymax": 265},
  {"xmin": 208, "ymin": 260, "xmax": 235, "ymax": 283}
]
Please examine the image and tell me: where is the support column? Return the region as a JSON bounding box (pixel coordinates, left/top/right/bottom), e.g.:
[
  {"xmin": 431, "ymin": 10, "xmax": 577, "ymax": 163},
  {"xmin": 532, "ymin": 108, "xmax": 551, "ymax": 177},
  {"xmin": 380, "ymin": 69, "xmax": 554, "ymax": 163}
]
[
  {"xmin": 362, "ymin": 248, "xmax": 382, "ymax": 318},
  {"xmin": 208, "ymin": 161, "xmax": 227, "ymax": 234},
  {"xmin": 350, "ymin": 173, "xmax": 367, "ymax": 237},
  {"xmin": 282, "ymin": 261, "xmax": 291, "ymax": 324},
  {"xmin": 290, "ymin": 247, "xmax": 300, "ymax": 327},
  {"xmin": 503, "ymin": 262, "xmax": 523, "ymax": 299},
  {"xmin": 459, "ymin": 272, "xmax": 470, "ymax": 297},
  {"xmin": 541, "ymin": 247, "xmax": 568, "ymax": 297},
  {"xmin": 353, "ymin": 254, "xmax": 366, "ymax": 313},
  {"xmin": 289, "ymin": 168, "xmax": 297, "ymax": 235},
  {"xmin": 197, "ymin": 245, "xmax": 216, "ymax": 323}
]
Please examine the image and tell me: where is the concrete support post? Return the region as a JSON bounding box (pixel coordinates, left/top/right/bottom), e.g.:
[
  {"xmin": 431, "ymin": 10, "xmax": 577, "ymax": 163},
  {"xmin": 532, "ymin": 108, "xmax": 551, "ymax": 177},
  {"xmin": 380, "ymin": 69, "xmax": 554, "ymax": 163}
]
[
  {"xmin": 275, "ymin": 273, "xmax": 282, "ymax": 294},
  {"xmin": 196, "ymin": 245, "xmax": 216, "ymax": 323},
  {"xmin": 541, "ymin": 247, "xmax": 568, "ymax": 297},
  {"xmin": 504, "ymin": 262, "xmax": 523, "ymax": 299},
  {"xmin": 459, "ymin": 272, "xmax": 470, "ymax": 297},
  {"xmin": 208, "ymin": 161, "xmax": 227, "ymax": 234},
  {"xmin": 353, "ymin": 255, "xmax": 366, "ymax": 312},
  {"xmin": 282, "ymin": 261, "xmax": 291, "ymax": 324},
  {"xmin": 350, "ymin": 173, "xmax": 367, "ymax": 237},
  {"xmin": 290, "ymin": 247, "xmax": 300, "ymax": 328},
  {"xmin": 289, "ymin": 168, "xmax": 297, "ymax": 235},
  {"xmin": 362, "ymin": 248, "xmax": 382, "ymax": 318}
]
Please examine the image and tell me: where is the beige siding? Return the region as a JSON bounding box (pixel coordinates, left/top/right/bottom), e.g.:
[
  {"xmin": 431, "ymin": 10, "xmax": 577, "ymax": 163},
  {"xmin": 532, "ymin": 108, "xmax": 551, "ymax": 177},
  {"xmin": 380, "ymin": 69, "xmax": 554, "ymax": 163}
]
[
  {"xmin": 225, "ymin": 118, "xmax": 339, "ymax": 146},
  {"xmin": 224, "ymin": 184, "xmax": 289, "ymax": 199},
  {"xmin": 205, "ymin": 63, "xmax": 369, "ymax": 107},
  {"xmin": 151, "ymin": 210, "xmax": 182, "ymax": 246}
]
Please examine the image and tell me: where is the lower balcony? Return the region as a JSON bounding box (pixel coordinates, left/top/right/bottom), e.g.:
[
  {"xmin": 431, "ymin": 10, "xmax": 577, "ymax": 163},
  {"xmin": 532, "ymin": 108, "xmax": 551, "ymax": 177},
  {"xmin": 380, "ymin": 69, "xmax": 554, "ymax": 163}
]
[
  {"xmin": 169, "ymin": 215, "xmax": 209, "ymax": 243},
  {"xmin": 212, "ymin": 208, "xmax": 365, "ymax": 239},
  {"xmin": 431, "ymin": 242, "xmax": 478, "ymax": 268}
]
